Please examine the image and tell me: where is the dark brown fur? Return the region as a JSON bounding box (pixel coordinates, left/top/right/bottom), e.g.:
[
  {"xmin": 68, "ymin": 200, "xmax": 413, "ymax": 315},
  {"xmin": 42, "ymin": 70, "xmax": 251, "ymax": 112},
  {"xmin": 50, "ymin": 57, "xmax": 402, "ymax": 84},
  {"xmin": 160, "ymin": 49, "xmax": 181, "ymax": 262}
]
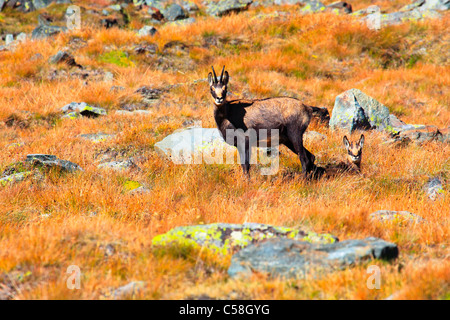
[{"xmin": 208, "ymin": 66, "xmax": 325, "ymax": 178}]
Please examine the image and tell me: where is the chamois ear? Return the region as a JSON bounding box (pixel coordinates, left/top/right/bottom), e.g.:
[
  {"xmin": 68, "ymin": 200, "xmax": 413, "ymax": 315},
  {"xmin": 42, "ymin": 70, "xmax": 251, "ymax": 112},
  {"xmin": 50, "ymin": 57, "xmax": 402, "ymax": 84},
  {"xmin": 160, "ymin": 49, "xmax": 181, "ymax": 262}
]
[
  {"xmin": 208, "ymin": 72, "xmax": 214, "ymax": 86},
  {"xmin": 222, "ymin": 71, "xmax": 229, "ymax": 85},
  {"xmin": 343, "ymin": 136, "xmax": 350, "ymax": 149},
  {"xmin": 358, "ymin": 134, "xmax": 365, "ymax": 148}
]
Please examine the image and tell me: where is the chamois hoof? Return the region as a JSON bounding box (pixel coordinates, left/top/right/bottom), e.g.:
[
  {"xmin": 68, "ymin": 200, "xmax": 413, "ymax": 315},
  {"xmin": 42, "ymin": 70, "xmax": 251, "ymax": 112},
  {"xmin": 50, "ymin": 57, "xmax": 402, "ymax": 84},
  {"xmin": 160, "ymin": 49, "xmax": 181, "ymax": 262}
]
[{"xmin": 305, "ymin": 166, "xmax": 325, "ymax": 180}]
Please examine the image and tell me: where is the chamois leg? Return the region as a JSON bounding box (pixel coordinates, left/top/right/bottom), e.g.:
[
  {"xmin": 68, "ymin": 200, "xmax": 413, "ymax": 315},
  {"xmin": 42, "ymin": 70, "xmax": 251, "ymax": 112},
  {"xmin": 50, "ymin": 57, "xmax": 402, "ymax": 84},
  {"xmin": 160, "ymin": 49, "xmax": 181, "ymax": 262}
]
[
  {"xmin": 286, "ymin": 128, "xmax": 317, "ymax": 178},
  {"xmin": 237, "ymin": 136, "xmax": 251, "ymax": 176}
]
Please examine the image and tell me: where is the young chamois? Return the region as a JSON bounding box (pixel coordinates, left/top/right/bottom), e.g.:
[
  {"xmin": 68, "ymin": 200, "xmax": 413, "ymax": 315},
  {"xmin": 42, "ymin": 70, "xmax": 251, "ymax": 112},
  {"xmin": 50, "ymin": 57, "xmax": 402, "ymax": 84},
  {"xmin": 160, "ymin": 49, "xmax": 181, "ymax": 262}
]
[
  {"xmin": 325, "ymin": 134, "xmax": 365, "ymax": 176},
  {"xmin": 208, "ymin": 66, "xmax": 328, "ymax": 178}
]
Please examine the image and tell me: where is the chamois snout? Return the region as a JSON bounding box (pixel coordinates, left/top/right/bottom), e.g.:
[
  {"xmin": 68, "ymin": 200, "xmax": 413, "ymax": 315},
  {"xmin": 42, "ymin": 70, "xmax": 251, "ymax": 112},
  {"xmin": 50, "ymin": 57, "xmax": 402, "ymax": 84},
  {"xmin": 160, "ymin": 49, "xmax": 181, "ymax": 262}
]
[
  {"xmin": 343, "ymin": 134, "xmax": 364, "ymax": 165},
  {"xmin": 208, "ymin": 66, "xmax": 229, "ymax": 107}
]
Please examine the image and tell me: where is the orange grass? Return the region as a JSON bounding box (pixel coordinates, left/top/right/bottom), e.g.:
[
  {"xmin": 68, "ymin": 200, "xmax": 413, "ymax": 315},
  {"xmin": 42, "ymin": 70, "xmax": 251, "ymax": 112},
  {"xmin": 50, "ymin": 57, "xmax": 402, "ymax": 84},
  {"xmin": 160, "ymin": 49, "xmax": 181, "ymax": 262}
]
[{"xmin": 0, "ymin": 4, "xmax": 449, "ymax": 300}]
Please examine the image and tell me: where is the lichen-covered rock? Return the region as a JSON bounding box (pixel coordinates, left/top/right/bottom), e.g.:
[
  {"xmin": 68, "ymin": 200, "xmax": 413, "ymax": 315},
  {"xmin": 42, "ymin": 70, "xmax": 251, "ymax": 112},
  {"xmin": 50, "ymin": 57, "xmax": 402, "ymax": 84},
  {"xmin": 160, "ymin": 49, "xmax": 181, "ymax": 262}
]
[
  {"xmin": 403, "ymin": 0, "xmax": 450, "ymax": 11},
  {"xmin": 330, "ymin": 89, "xmax": 391, "ymax": 132},
  {"xmin": 26, "ymin": 154, "xmax": 83, "ymax": 172},
  {"xmin": 369, "ymin": 210, "xmax": 425, "ymax": 224},
  {"xmin": 31, "ymin": 20, "xmax": 67, "ymax": 39},
  {"xmin": 61, "ymin": 102, "xmax": 107, "ymax": 118},
  {"xmin": 152, "ymin": 223, "xmax": 338, "ymax": 255},
  {"xmin": 424, "ymin": 176, "xmax": 445, "ymax": 201},
  {"xmin": 205, "ymin": 0, "xmax": 253, "ymax": 17},
  {"xmin": 228, "ymin": 237, "xmax": 398, "ymax": 279},
  {"xmin": 326, "ymin": 1, "xmax": 352, "ymax": 14},
  {"xmin": 301, "ymin": 1, "xmax": 325, "ymax": 13},
  {"xmin": 0, "ymin": 171, "xmax": 33, "ymax": 186}
]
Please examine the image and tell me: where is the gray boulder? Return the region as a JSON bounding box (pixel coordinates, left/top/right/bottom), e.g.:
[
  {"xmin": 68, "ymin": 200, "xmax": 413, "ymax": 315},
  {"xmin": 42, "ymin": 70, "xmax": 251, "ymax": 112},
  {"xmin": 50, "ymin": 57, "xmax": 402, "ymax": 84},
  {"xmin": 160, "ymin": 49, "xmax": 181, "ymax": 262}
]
[
  {"xmin": 205, "ymin": 0, "xmax": 253, "ymax": 17},
  {"xmin": 163, "ymin": 3, "xmax": 188, "ymax": 21},
  {"xmin": 152, "ymin": 223, "xmax": 338, "ymax": 255},
  {"xmin": 228, "ymin": 237, "xmax": 398, "ymax": 279},
  {"xmin": 402, "ymin": 0, "xmax": 450, "ymax": 11},
  {"xmin": 330, "ymin": 89, "xmax": 391, "ymax": 132}
]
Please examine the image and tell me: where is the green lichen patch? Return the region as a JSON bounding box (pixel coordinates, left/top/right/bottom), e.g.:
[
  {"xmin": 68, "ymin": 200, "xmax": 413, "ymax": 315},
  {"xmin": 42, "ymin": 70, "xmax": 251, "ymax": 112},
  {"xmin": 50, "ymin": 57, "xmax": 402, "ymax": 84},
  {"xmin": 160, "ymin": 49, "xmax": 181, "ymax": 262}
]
[{"xmin": 152, "ymin": 223, "xmax": 338, "ymax": 256}]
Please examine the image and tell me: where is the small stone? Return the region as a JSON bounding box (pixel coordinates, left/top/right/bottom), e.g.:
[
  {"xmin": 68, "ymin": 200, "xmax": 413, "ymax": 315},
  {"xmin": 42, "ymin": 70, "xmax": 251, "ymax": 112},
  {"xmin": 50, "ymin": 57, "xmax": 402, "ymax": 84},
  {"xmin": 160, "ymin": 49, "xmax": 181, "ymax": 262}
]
[
  {"xmin": 424, "ymin": 176, "xmax": 445, "ymax": 201},
  {"xmin": 369, "ymin": 210, "xmax": 425, "ymax": 224},
  {"xmin": 138, "ymin": 26, "xmax": 157, "ymax": 37},
  {"xmin": 106, "ymin": 281, "xmax": 145, "ymax": 300},
  {"xmin": 163, "ymin": 3, "xmax": 188, "ymax": 21}
]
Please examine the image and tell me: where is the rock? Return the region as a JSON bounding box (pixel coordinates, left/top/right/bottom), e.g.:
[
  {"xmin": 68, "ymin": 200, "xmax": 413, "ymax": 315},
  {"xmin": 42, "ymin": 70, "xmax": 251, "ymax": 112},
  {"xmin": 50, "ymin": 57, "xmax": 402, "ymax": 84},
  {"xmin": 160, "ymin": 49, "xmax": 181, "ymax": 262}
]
[
  {"xmin": 16, "ymin": 32, "xmax": 26, "ymax": 43},
  {"xmin": 181, "ymin": 0, "xmax": 199, "ymax": 12},
  {"xmin": 273, "ymin": 0, "xmax": 307, "ymax": 4},
  {"xmin": 330, "ymin": 89, "xmax": 391, "ymax": 132},
  {"xmin": 129, "ymin": 186, "xmax": 151, "ymax": 194},
  {"xmin": 138, "ymin": 26, "xmax": 157, "ymax": 36},
  {"xmin": 115, "ymin": 110, "xmax": 152, "ymax": 116},
  {"xmin": 352, "ymin": 5, "xmax": 380, "ymax": 16},
  {"xmin": 424, "ymin": 176, "xmax": 445, "ymax": 200},
  {"xmin": 49, "ymin": 51, "xmax": 82, "ymax": 68},
  {"xmin": 5, "ymin": 34, "xmax": 13, "ymax": 46},
  {"xmin": 301, "ymin": 1, "xmax": 325, "ymax": 13},
  {"xmin": 163, "ymin": 3, "xmax": 188, "ymax": 21},
  {"xmin": 152, "ymin": 223, "xmax": 338, "ymax": 256},
  {"xmin": 61, "ymin": 102, "xmax": 107, "ymax": 118},
  {"xmin": 106, "ymin": 281, "xmax": 145, "ymax": 300},
  {"xmin": 0, "ymin": 171, "xmax": 33, "ymax": 186},
  {"xmin": 403, "ymin": 0, "xmax": 450, "ymax": 11},
  {"xmin": 228, "ymin": 237, "xmax": 398, "ymax": 279},
  {"xmin": 369, "ymin": 210, "xmax": 425, "ymax": 224},
  {"xmin": 135, "ymin": 86, "xmax": 165, "ymax": 102},
  {"xmin": 166, "ymin": 17, "xmax": 196, "ymax": 26},
  {"xmin": 0, "ymin": 0, "xmax": 5, "ymax": 11},
  {"xmin": 31, "ymin": 23, "xmax": 67, "ymax": 39},
  {"xmin": 79, "ymin": 133, "xmax": 115, "ymax": 143},
  {"xmin": 134, "ymin": 43, "xmax": 158, "ymax": 54},
  {"xmin": 326, "ymin": 1, "xmax": 352, "ymax": 14},
  {"xmin": 205, "ymin": 0, "xmax": 253, "ymax": 17},
  {"xmin": 391, "ymin": 125, "xmax": 443, "ymax": 145},
  {"xmin": 154, "ymin": 127, "xmax": 237, "ymax": 164},
  {"xmin": 109, "ymin": 4, "xmax": 121, "ymax": 11},
  {"xmin": 26, "ymin": 154, "xmax": 83, "ymax": 172},
  {"xmin": 364, "ymin": 7, "xmax": 442, "ymax": 27},
  {"xmin": 101, "ymin": 18, "xmax": 119, "ymax": 29},
  {"xmin": 97, "ymin": 159, "xmax": 138, "ymax": 171}
]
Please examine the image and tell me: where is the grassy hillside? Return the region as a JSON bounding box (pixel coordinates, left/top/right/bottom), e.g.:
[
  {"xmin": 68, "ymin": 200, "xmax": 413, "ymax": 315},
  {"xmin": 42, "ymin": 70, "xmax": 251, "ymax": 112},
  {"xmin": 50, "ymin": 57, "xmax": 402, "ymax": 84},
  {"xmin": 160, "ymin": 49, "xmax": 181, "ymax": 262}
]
[{"xmin": 0, "ymin": 0, "xmax": 449, "ymax": 299}]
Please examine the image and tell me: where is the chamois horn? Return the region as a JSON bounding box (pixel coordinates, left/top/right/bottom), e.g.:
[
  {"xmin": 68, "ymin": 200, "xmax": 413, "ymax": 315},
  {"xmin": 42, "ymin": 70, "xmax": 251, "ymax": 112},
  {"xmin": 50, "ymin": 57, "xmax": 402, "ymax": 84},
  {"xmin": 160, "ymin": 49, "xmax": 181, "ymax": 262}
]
[
  {"xmin": 211, "ymin": 66, "xmax": 218, "ymax": 83},
  {"xmin": 220, "ymin": 66, "xmax": 225, "ymax": 82}
]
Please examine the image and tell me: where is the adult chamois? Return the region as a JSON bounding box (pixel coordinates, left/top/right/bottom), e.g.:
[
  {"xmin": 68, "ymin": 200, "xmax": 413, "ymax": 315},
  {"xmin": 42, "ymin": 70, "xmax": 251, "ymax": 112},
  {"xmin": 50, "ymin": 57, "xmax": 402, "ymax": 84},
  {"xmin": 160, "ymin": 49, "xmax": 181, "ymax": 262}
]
[{"xmin": 208, "ymin": 66, "xmax": 328, "ymax": 178}]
